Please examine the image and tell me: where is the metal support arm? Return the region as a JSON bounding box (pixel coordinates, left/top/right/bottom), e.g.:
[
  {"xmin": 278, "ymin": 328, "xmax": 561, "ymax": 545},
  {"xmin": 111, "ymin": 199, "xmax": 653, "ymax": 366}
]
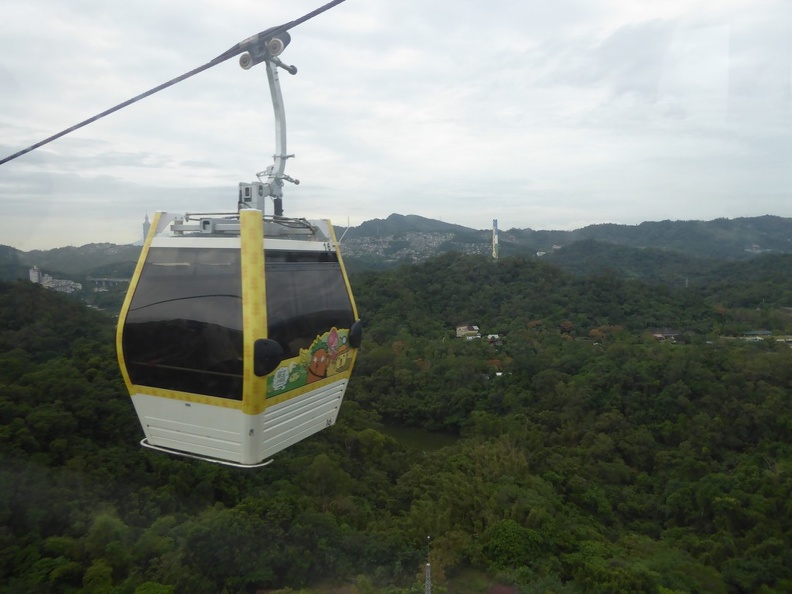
[
  {"xmin": 264, "ymin": 60, "xmax": 290, "ymax": 216},
  {"xmin": 239, "ymin": 35, "xmax": 300, "ymax": 217}
]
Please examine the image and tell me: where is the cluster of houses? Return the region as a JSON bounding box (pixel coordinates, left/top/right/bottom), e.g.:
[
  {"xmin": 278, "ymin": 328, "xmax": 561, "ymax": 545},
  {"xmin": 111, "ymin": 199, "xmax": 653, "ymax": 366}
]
[
  {"xmin": 455, "ymin": 324, "xmax": 501, "ymax": 344},
  {"xmin": 456, "ymin": 324, "xmax": 791, "ymax": 347},
  {"xmin": 28, "ymin": 266, "xmax": 82, "ymax": 294}
]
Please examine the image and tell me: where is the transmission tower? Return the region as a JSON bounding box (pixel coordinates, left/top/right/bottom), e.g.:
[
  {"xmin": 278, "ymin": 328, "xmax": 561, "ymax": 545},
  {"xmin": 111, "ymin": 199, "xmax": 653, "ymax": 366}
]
[{"xmin": 425, "ymin": 535, "xmax": 432, "ymax": 594}]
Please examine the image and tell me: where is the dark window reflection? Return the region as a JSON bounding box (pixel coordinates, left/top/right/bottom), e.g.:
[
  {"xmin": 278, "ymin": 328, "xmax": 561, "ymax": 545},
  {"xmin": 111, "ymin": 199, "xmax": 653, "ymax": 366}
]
[
  {"xmin": 265, "ymin": 250, "xmax": 354, "ymax": 359},
  {"xmin": 122, "ymin": 247, "xmax": 243, "ymax": 400}
]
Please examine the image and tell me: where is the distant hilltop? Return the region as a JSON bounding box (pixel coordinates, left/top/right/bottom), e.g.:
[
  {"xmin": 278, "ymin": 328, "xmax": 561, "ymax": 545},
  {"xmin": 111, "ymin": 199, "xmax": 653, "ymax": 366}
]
[
  {"xmin": 0, "ymin": 243, "xmax": 142, "ymax": 282},
  {"xmin": 344, "ymin": 214, "xmax": 477, "ymax": 237}
]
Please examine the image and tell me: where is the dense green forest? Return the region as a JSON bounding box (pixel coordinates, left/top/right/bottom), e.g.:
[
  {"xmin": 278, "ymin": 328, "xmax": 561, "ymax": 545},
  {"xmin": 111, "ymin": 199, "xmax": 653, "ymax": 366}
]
[{"xmin": 1, "ymin": 252, "xmax": 791, "ymax": 593}]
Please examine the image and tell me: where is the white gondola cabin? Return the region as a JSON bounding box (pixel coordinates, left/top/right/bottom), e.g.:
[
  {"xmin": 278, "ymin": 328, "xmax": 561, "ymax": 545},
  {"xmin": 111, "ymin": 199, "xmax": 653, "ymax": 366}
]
[{"xmin": 117, "ymin": 210, "xmax": 361, "ymax": 467}]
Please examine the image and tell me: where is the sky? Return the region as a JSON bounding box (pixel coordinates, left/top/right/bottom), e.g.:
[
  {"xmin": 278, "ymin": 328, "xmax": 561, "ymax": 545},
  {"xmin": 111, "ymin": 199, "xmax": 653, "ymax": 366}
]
[{"xmin": 1, "ymin": 0, "xmax": 791, "ymax": 250}]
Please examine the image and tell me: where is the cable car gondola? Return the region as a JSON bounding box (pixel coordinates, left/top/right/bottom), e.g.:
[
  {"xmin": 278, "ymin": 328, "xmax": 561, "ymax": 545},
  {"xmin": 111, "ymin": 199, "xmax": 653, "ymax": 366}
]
[
  {"xmin": 118, "ymin": 210, "xmax": 361, "ymax": 467},
  {"xmin": 0, "ymin": 1, "xmax": 360, "ymax": 468},
  {"xmin": 115, "ymin": 14, "xmax": 361, "ymax": 467}
]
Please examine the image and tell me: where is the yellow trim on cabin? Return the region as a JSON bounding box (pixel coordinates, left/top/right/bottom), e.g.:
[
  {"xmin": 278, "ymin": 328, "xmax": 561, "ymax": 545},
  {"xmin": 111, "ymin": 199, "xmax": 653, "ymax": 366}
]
[
  {"xmin": 328, "ymin": 219, "xmax": 360, "ymax": 320},
  {"xmin": 116, "ymin": 212, "xmax": 162, "ymax": 393},
  {"xmin": 130, "ymin": 385, "xmax": 245, "ymax": 409},
  {"xmin": 240, "ymin": 210, "xmax": 269, "ymax": 416},
  {"xmin": 328, "ymin": 219, "xmax": 360, "ymax": 379},
  {"xmin": 130, "ymin": 374, "xmax": 349, "ymax": 410}
]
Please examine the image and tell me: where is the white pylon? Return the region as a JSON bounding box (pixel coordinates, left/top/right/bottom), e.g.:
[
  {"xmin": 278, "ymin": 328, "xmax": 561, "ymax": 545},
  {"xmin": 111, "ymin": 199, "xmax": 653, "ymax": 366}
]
[
  {"xmin": 425, "ymin": 563, "xmax": 431, "ymax": 594},
  {"xmin": 425, "ymin": 535, "xmax": 432, "ymax": 594}
]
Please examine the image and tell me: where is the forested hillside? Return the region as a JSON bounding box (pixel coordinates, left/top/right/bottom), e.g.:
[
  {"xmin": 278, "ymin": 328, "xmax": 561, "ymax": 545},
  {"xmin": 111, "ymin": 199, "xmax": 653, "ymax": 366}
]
[
  {"xmin": 1, "ymin": 252, "xmax": 791, "ymax": 593},
  {"xmin": 353, "ymin": 252, "xmax": 792, "ymax": 340},
  {"xmin": 0, "ymin": 245, "xmax": 28, "ymax": 281},
  {"xmin": 544, "ymin": 242, "xmax": 792, "ymax": 302},
  {"xmin": 17, "ymin": 244, "xmax": 142, "ymax": 277}
]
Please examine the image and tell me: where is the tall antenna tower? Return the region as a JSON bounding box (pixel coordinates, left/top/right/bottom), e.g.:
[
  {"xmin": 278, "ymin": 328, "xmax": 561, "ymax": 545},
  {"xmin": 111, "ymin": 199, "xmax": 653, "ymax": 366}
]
[
  {"xmin": 425, "ymin": 535, "xmax": 432, "ymax": 594},
  {"xmin": 425, "ymin": 562, "xmax": 432, "ymax": 594},
  {"xmin": 142, "ymin": 213, "xmax": 151, "ymax": 243},
  {"xmin": 492, "ymin": 219, "xmax": 499, "ymax": 259}
]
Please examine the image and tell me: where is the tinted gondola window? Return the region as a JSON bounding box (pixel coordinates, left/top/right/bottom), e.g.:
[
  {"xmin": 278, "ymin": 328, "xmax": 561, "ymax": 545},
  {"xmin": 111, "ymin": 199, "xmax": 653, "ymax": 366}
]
[
  {"xmin": 123, "ymin": 247, "xmax": 243, "ymax": 400},
  {"xmin": 265, "ymin": 250, "xmax": 354, "ymax": 359}
]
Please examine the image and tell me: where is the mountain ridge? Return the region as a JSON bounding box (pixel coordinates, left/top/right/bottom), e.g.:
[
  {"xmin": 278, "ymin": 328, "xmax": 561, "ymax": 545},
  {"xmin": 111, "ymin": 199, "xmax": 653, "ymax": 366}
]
[
  {"xmin": 337, "ymin": 213, "xmax": 792, "ymax": 266},
  {"xmin": 3, "ymin": 214, "xmax": 791, "ymax": 280}
]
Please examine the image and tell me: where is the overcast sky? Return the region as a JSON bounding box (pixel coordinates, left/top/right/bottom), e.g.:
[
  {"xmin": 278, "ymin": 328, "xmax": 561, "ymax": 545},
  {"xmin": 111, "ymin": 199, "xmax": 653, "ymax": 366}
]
[{"xmin": 1, "ymin": 0, "xmax": 791, "ymax": 250}]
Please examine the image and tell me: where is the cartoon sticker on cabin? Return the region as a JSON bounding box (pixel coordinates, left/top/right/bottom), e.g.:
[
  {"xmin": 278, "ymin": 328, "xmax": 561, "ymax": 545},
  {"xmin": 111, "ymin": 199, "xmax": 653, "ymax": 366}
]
[{"xmin": 267, "ymin": 327, "xmax": 353, "ymax": 397}]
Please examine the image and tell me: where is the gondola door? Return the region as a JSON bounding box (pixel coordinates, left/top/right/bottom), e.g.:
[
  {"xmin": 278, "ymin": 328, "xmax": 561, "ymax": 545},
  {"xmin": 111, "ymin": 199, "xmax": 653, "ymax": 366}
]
[
  {"xmin": 245, "ymin": 210, "xmax": 361, "ymax": 462},
  {"xmin": 119, "ymin": 211, "xmax": 261, "ymax": 466}
]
